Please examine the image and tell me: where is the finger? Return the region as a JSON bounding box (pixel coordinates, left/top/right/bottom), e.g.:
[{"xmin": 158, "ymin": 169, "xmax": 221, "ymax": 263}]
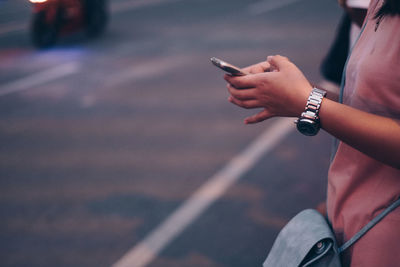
[
  {"xmin": 224, "ymin": 73, "xmax": 259, "ymax": 89},
  {"xmin": 228, "ymin": 96, "xmax": 263, "ymax": 109},
  {"xmin": 266, "ymin": 55, "xmax": 292, "ymax": 72},
  {"xmin": 227, "ymin": 84, "xmax": 258, "ymax": 100},
  {"xmin": 244, "ymin": 109, "xmax": 273, "ymax": 124},
  {"xmin": 242, "ymin": 61, "xmax": 271, "ymax": 74}
]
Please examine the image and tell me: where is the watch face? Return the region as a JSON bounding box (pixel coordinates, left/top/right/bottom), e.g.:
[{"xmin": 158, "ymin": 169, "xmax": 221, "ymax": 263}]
[{"xmin": 296, "ymin": 119, "xmax": 319, "ymax": 136}]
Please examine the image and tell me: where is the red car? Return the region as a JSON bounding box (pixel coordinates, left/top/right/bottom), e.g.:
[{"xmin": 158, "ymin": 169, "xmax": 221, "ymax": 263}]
[{"xmin": 29, "ymin": 0, "xmax": 109, "ymax": 48}]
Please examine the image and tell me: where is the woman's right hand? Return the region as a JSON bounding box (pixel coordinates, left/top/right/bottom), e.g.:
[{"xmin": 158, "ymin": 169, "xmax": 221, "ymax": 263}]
[{"xmin": 224, "ymin": 55, "xmax": 313, "ymax": 124}]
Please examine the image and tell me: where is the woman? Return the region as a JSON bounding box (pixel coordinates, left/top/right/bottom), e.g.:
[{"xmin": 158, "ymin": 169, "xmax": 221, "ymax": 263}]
[{"xmin": 224, "ymin": 0, "xmax": 400, "ymax": 266}]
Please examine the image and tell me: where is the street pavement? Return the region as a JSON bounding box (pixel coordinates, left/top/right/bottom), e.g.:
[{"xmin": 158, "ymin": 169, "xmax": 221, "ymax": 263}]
[{"xmin": 0, "ymin": 0, "xmax": 341, "ymax": 266}]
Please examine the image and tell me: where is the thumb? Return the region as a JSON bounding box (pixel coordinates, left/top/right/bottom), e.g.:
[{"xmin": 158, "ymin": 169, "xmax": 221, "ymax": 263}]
[{"xmin": 267, "ymin": 55, "xmax": 291, "ymax": 72}]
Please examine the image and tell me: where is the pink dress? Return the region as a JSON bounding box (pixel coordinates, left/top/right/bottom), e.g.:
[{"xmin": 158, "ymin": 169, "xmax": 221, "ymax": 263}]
[{"xmin": 327, "ymin": 0, "xmax": 400, "ymax": 266}]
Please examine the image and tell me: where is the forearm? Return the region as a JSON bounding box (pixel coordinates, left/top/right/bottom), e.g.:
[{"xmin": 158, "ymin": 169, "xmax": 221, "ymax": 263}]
[
  {"xmin": 225, "ymin": 55, "xmax": 400, "ymax": 168},
  {"xmin": 319, "ymin": 98, "xmax": 400, "ymax": 169}
]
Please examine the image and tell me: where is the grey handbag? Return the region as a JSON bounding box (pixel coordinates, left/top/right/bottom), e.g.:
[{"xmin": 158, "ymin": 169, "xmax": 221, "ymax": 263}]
[{"xmin": 263, "ymin": 198, "xmax": 400, "ymax": 267}]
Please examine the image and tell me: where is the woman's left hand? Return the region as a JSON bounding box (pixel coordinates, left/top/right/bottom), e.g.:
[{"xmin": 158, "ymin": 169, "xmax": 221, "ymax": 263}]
[{"xmin": 225, "ymin": 55, "xmax": 313, "ymax": 124}]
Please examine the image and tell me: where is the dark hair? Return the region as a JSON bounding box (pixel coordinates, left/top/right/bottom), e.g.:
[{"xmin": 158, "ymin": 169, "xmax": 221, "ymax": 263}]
[{"xmin": 374, "ymin": 0, "xmax": 400, "ymax": 19}]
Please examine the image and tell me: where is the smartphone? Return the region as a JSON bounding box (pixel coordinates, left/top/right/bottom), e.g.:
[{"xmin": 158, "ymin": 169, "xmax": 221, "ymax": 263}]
[{"xmin": 210, "ymin": 57, "xmax": 248, "ymax": 76}]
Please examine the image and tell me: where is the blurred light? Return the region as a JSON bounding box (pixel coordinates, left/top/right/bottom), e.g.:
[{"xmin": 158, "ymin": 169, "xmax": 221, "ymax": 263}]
[{"xmin": 29, "ymin": 0, "xmax": 48, "ymax": 3}]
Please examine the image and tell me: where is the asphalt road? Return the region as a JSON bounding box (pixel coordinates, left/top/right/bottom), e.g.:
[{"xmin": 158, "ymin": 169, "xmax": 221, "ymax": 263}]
[{"xmin": 0, "ymin": 0, "xmax": 341, "ymax": 266}]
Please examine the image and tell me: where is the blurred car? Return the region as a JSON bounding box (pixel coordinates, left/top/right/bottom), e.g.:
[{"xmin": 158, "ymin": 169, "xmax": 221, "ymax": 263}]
[{"xmin": 29, "ymin": 0, "xmax": 109, "ymax": 48}]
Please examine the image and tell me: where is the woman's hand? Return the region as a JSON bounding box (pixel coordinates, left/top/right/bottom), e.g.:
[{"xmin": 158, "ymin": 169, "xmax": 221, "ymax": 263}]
[
  {"xmin": 241, "ymin": 60, "xmax": 272, "ymax": 74},
  {"xmin": 225, "ymin": 55, "xmax": 313, "ymax": 124}
]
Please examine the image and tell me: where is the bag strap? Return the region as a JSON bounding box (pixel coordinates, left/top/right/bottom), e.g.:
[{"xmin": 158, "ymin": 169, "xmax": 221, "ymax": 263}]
[{"xmin": 338, "ymin": 198, "xmax": 400, "ymax": 253}]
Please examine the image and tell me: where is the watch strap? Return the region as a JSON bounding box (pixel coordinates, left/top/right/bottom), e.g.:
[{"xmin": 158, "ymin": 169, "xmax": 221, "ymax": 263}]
[
  {"xmin": 295, "ymin": 88, "xmax": 327, "ymax": 136},
  {"xmin": 302, "ymin": 88, "xmax": 326, "ymax": 121}
]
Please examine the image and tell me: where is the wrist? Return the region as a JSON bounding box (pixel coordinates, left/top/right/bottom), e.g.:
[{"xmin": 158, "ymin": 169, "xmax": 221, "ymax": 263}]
[
  {"xmin": 295, "ymin": 87, "xmax": 327, "ymax": 136},
  {"xmin": 294, "ymin": 85, "xmax": 313, "ymax": 117}
]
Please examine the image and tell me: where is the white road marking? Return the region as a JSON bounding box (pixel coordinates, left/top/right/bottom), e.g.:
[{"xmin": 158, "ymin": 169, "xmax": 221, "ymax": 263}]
[
  {"xmin": 0, "ymin": 62, "xmax": 80, "ymax": 97},
  {"xmin": 111, "ymin": 0, "xmax": 183, "ymax": 13},
  {"xmin": 248, "ymin": 0, "xmax": 303, "ymax": 15},
  {"xmin": 0, "ymin": 48, "xmax": 187, "ymax": 98},
  {"xmin": 0, "ymin": 0, "xmax": 185, "ymax": 96},
  {"xmin": 112, "ymin": 118, "xmax": 294, "ymax": 267},
  {"xmin": 0, "ymin": 22, "xmax": 26, "ymax": 35},
  {"xmin": 105, "ymin": 56, "xmax": 190, "ymax": 88}
]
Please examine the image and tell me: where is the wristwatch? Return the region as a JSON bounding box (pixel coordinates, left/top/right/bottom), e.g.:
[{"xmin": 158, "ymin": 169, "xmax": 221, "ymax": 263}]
[{"xmin": 295, "ymin": 88, "xmax": 327, "ymax": 136}]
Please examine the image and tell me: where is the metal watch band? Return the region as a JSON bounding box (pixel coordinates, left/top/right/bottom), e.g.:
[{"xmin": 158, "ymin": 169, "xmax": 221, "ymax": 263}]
[{"xmin": 301, "ymin": 88, "xmax": 326, "ymax": 121}]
